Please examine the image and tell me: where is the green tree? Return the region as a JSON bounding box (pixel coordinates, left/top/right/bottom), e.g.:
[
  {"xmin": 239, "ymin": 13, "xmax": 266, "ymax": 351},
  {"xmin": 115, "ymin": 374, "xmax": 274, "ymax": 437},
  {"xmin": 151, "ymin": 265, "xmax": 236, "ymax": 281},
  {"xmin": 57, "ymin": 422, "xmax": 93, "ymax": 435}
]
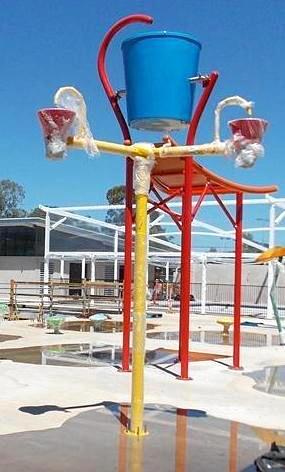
[
  {"xmin": 105, "ymin": 184, "xmax": 172, "ymax": 241},
  {"xmin": 0, "ymin": 180, "xmax": 26, "ymax": 217},
  {"xmin": 28, "ymin": 207, "xmax": 46, "ymax": 218},
  {"xmin": 105, "ymin": 185, "xmax": 126, "ymax": 225},
  {"xmin": 242, "ymin": 232, "xmax": 260, "ymax": 253}
]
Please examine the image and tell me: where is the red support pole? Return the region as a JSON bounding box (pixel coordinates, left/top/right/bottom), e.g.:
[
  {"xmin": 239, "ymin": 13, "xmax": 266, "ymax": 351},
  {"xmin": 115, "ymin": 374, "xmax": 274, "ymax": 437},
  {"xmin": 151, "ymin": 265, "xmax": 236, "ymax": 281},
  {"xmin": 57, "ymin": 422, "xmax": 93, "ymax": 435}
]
[
  {"xmin": 178, "ymin": 72, "xmax": 219, "ymax": 379},
  {"xmin": 179, "ymin": 156, "xmax": 193, "ymax": 379},
  {"xmin": 121, "ymin": 158, "xmax": 133, "ymax": 371},
  {"xmin": 233, "ymin": 192, "xmax": 243, "ymax": 369}
]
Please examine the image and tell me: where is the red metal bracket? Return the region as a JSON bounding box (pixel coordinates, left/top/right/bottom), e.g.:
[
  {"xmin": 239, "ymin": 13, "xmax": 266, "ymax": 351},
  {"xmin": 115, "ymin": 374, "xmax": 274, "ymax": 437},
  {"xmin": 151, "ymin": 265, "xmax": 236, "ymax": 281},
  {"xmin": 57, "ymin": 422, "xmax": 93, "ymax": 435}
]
[
  {"xmin": 148, "ymin": 187, "xmax": 182, "ymax": 229},
  {"xmin": 208, "ymin": 183, "xmax": 236, "ymax": 227},
  {"xmin": 191, "ymin": 183, "xmax": 209, "ymax": 221}
]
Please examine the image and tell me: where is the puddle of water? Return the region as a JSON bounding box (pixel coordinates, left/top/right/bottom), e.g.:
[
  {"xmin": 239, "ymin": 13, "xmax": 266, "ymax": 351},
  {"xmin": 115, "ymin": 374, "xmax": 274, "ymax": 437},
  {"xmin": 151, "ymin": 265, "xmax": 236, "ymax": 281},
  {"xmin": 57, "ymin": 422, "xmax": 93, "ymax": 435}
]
[
  {"xmin": 62, "ymin": 320, "xmax": 156, "ymax": 333},
  {"xmin": 3, "ymin": 404, "xmax": 284, "ymax": 471},
  {"xmin": 0, "ymin": 344, "xmax": 120, "ymax": 367},
  {"xmin": 245, "ymin": 365, "xmax": 285, "ymax": 397},
  {"xmin": 0, "ymin": 344, "xmax": 80, "ymax": 365},
  {"xmin": 0, "ymin": 344, "xmax": 227, "ymax": 367},
  {"xmin": 147, "ymin": 330, "xmax": 280, "ymax": 347}
]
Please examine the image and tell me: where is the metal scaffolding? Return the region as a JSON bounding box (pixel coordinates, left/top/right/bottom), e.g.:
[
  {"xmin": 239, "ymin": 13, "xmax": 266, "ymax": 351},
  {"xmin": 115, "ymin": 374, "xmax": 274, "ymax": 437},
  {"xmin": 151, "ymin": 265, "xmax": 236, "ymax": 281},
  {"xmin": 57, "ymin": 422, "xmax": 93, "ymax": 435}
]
[{"xmin": 40, "ymin": 194, "xmax": 285, "ymax": 319}]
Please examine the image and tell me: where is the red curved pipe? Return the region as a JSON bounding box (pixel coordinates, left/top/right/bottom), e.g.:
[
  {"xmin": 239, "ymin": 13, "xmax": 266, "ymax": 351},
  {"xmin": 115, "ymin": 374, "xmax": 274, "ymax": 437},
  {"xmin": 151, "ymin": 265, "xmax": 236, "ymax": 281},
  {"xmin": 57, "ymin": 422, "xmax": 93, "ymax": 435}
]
[
  {"xmin": 186, "ymin": 71, "xmax": 219, "ymax": 146},
  {"xmin": 97, "ymin": 15, "xmax": 153, "ymax": 373},
  {"xmin": 97, "ymin": 14, "xmax": 153, "ymax": 141}
]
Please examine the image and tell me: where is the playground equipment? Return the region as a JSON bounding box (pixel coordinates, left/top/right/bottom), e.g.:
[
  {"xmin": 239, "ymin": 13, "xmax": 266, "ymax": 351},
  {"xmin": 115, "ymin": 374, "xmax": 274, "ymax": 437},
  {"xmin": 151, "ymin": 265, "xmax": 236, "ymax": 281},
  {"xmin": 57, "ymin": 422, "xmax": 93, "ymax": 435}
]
[
  {"xmin": 46, "ymin": 315, "xmax": 64, "ymax": 334},
  {"xmin": 38, "ymin": 108, "xmax": 76, "ymax": 159},
  {"xmin": 38, "ymin": 14, "xmax": 277, "ymax": 437},
  {"xmin": 121, "ymin": 31, "xmax": 201, "ymax": 131},
  {"xmin": 256, "ymin": 247, "xmax": 285, "ymax": 345},
  {"xmin": 217, "ymin": 318, "xmax": 233, "ymax": 336}
]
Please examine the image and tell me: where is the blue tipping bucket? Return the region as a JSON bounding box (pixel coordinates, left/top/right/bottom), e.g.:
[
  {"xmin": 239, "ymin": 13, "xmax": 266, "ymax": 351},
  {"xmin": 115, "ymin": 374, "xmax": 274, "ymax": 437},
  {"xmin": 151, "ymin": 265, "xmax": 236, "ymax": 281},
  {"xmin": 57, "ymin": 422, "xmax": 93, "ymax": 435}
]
[{"xmin": 121, "ymin": 31, "xmax": 201, "ymax": 132}]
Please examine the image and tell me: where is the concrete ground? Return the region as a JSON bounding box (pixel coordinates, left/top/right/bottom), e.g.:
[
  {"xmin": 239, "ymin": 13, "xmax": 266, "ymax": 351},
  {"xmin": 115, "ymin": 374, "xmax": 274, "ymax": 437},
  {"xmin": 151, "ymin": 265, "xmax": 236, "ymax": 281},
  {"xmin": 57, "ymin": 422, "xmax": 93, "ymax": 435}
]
[
  {"xmin": 0, "ymin": 313, "xmax": 284, "ymax": 439},
  {"xmin": 0, "ymin": 404, "xmax": 274, "ymax": 472}
]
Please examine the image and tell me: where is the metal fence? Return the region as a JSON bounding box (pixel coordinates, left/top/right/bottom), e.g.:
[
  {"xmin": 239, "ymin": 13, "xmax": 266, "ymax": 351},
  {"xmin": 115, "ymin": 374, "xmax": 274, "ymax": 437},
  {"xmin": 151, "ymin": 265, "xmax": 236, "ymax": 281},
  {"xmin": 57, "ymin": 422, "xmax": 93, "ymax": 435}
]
[
  {"xmin": 1, "ymin": 278, "xmax": 285, "ymax": 319},
  {"xmin": 147, "ymin": 281, "xmax": 285, "ymax": 317}
]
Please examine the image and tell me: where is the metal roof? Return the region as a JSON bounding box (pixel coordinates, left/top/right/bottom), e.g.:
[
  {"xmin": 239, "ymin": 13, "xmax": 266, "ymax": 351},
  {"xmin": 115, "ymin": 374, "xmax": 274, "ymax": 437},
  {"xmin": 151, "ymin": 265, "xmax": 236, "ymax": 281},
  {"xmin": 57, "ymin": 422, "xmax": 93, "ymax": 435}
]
[
  {"xmin": 0, "ymin": 217, "xmax": 172, "ymax": 253},
  {"xmin": 152, "ymin": 157, "xmax": 278, "ymax": 195}
]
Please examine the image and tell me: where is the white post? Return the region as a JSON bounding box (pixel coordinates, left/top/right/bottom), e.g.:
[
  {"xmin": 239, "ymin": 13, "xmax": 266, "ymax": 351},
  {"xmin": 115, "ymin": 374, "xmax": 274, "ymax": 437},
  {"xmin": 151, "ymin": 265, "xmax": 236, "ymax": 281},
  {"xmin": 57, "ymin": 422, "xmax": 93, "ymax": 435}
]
[
  {"xmin": 267, "ymin": 204, "xmax": 276, "ymax": 319},
  {"xmin": 165, "ymin": 261, "xmax": 170, "ymax": 282},
  {"xmin": 60, "ymin": 257, "xmax": 65, "ymax": 279},
  {"xmin": 113, "ymin": 230, "xmax": 119, "ymax": 298},
  {"xmin": 81, "ymin": 258, "xmax": 86, "ymax": 280},
  {"xmin": 165, "ymin": 261, "xmax": 170, "ymax": 302},
  {"xmin": 173, "ymin": 267, "xmax": 179, "ymax": 282},
  {"xmin": 91, "ymin": 257, "xmax": 96, "ymax": 298},
  {"xmin": 201, "ymin": 255, "xmax": 207, "ymax": 315},
  {"xmin": 43, "ymin": 212, "xmax": 50, "ymax": 297},
  {"xmin": 113, "ymin": 230, "xmax": 119, "ymax": 281},
  {"xmin": 91, "ymin": 257, "xmax": 96, "ymax": 282}
]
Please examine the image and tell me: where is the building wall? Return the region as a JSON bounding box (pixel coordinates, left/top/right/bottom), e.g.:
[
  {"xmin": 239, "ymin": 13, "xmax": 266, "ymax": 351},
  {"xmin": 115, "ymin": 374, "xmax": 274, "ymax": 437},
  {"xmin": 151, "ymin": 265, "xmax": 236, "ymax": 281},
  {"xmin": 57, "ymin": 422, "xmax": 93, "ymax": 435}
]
[
  {"xmin": 191, "ymin": 262, "xmax": 285, "ymax": 286},
  {"xmin": 1, "ymin": 256, "xmax": 284, "ymax": 287},
  {"xmin": 0, "ymin": 256, "xmax": 42, "ymax": 284}
]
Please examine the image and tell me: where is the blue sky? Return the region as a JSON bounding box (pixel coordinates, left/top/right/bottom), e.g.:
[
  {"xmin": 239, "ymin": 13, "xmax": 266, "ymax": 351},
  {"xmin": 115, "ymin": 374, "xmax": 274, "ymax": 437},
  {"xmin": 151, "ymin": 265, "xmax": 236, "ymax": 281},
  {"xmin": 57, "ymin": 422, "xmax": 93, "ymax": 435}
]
[{"xmin": 0, "ymin": 0, "xmax": 284, "ymax": 221}]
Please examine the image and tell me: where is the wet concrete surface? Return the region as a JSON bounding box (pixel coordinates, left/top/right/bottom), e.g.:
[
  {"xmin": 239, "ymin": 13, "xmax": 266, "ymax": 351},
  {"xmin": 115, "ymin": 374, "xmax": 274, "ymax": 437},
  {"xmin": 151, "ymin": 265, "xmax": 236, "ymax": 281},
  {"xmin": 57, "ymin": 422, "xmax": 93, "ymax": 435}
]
[
  {"xmin": 0, "ymin": 334, "xmax": 22, "ymax": 343},
  {"xmin": 0, "ymin": 403, "xmax": 283, "ymax": 471},
  {"xmin": 0, "ymin": 344, "xmax": 228, "ymax": 367},
  {"xmin": 245, "ymin": 365, "xmax": 285, "ymax": 397},
  {"xmin": 0, "ymin": 343, "xmax": 88, "ymax": 366},
  {"xmin": 147, "ymin": 330, "xmax": 280, "ymax": 347},
  {"xmin": 62, "ymin": 320, "xmax": 157, "ymax": 332}
]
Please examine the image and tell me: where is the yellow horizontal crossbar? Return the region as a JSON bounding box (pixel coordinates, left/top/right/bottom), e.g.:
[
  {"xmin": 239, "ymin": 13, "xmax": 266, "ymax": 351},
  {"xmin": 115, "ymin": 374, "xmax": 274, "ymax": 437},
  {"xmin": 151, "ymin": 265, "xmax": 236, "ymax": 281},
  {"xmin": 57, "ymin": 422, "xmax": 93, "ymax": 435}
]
[
  {"xmin": 67, "ymin": 137, "xmax": 150, "ymax": 157},
  {"xmin": 67, "ymin": 137, "xmax": 226, "ymax": 159}
]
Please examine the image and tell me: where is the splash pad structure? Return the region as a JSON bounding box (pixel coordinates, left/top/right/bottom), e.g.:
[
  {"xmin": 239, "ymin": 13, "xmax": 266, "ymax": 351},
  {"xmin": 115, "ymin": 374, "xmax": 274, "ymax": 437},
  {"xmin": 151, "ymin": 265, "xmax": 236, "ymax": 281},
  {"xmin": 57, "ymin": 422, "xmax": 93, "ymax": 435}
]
[
  {"xmin": 38, "ymin": 14, "xmax": 277, "ymax": 437},
  {"xmin": 256, "ymin": 247, "xmax": 285, "ymax": 345}
]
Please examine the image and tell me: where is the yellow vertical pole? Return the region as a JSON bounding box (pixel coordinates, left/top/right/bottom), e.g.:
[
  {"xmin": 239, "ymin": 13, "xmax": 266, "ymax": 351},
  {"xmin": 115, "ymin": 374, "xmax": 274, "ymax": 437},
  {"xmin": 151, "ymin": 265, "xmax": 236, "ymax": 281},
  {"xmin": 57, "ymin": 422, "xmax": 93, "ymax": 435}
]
[
  {"xmin": 128, "ymin": 193, "xmax": 148, "ymax": 436},
  {"xmin": 126, "ymin": 152, "xmax": 154, "ymax": 437}
]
